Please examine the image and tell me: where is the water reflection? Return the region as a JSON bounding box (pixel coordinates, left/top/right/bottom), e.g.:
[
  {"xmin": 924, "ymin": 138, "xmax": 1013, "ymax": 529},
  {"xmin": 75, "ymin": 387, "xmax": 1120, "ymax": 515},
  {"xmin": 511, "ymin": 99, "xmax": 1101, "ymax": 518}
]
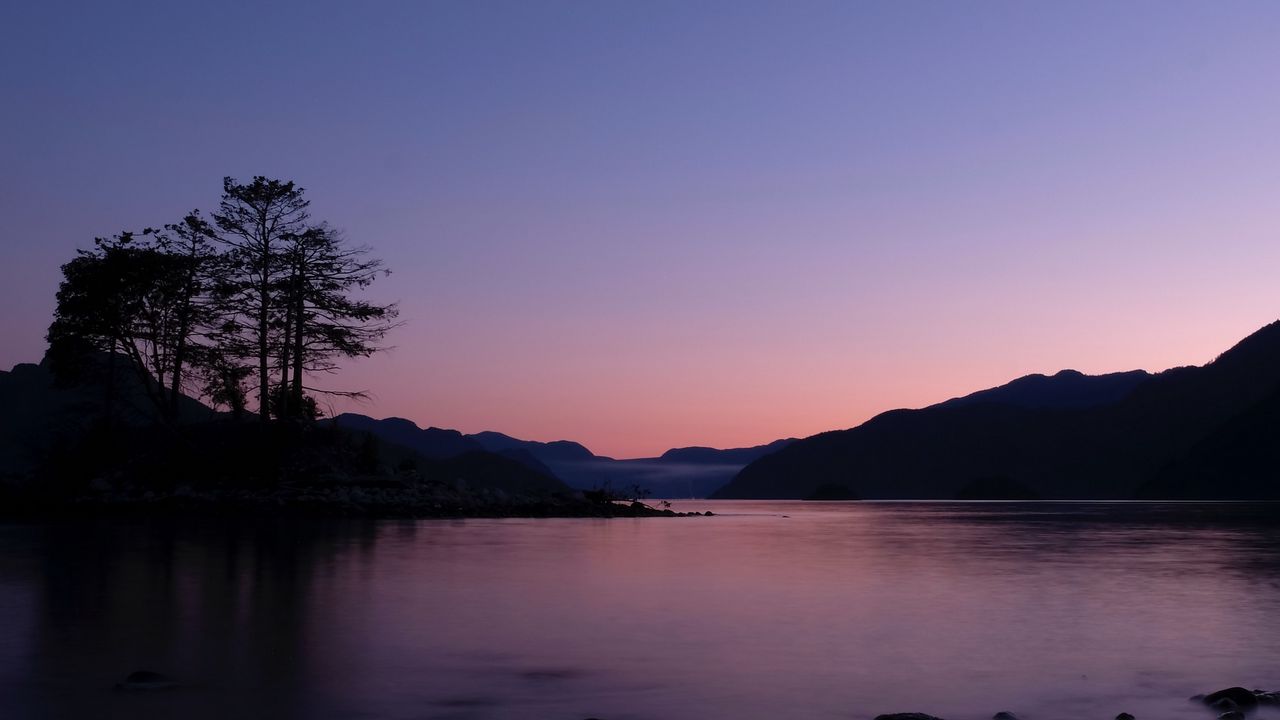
[
  {"xmin": 0, "ymin": 519, "xmax": 384, "ymax": 719},
  {"xmin": 0, "ymin": 503, "xmax": 1278, "ymax": 720}
]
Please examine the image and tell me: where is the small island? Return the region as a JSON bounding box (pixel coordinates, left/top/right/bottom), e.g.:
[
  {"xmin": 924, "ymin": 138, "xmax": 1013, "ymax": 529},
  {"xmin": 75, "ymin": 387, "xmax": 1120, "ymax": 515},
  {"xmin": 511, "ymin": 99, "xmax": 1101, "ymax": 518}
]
[{"xmin": 0, "ymin": 177, "xmax": 704, "ymax": 520}]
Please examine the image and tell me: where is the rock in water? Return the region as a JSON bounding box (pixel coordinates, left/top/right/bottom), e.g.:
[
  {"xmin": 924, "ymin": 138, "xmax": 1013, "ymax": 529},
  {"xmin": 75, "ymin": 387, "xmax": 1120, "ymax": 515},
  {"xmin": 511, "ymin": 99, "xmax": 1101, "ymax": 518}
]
[
  {"xmin": 1203, "ymin": 688, "xmax": 1259, "ymax": 710},
  {"xmin": 115, "ymin": 670, "xmax": 178, "ymax": 691},
  {"xmin": 993, "ymin": 713, "xmax": 1020, "ymax": 720},
  {"xmin": 1219, "ymin": 711, "xmax": 1246, "ymax": 720},
  {"xmin": 1116, "ymin": 713, "xmax": 1135, "ymax": 720},
  {"xmin": 874, "ymin": 714, "xmax": 945, "ymax": 720}
]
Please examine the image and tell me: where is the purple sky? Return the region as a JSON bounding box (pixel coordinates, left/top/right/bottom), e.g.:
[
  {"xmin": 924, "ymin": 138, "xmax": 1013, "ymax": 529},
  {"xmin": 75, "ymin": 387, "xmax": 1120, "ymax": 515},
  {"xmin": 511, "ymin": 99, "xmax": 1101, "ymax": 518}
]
[{"xmin": 3, "ymin": 1, "xmax": 1279, "ymax": 457}]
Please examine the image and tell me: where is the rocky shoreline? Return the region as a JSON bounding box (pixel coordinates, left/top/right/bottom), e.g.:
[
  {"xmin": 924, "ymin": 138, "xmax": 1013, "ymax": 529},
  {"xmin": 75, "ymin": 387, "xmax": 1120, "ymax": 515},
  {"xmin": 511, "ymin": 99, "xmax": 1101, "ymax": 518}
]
[
  {"xmin": 0, "ymin": 476, "xmax": 715, "ymax": 520},
  {"xmin": 873, "ymin": 687, "xmax": 1280, "ymax": 720},
  {"xmin": 112, "ymin": 672, "xmax": 1276, "ymax": 718}
]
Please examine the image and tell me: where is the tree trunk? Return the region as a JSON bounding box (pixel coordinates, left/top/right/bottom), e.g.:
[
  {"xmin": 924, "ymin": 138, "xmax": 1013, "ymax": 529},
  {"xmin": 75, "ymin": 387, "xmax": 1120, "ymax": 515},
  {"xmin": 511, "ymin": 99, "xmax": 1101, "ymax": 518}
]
[
  {"xmin": 169, "ymin": 259, "xmax": 196, "ymax": 423},
  {"xmin": 104, "ymin": 339, "xmax": 118, "ymax": 430},
  {"xmin": 278, "ymin": 285, "xmax": 293, "ymax": 419},
  {"xmin": 258, "ymin": 257, "xmax": 270, "ymax": 424},
  {"xmin": 291, "ymin": 286, "xmax": 305, "ymax": 412},
  {"xmin": 169, "ymin": 345, "xmax": 184, "ymax": 422}
]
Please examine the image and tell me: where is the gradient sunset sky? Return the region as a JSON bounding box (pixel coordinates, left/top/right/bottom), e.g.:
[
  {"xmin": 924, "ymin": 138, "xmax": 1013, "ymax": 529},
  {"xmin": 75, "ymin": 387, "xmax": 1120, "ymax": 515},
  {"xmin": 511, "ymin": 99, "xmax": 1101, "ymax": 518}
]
[{"xmin": 3, "ymin": 1, "xmax": 1279, "ymax": 458}]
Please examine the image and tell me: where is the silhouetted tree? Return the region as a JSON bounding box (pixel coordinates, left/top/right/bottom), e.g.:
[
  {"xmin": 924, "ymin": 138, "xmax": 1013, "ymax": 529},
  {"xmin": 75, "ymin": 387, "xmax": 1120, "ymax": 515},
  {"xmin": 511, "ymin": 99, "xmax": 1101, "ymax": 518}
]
[
  {"xmin": 212, "ymin": 177, "xmax": 311, "ymax": 422},
  {"xmin": 151, "ymin": 212, "xmax": 222, "ymax": 419},
  {"xmin": 47, "ymin": 226, "xmax": 219, "ymax": 423},
  {"xmin": 46, "ymin": 248, "xmax": 131, "ymax": 425},
  {"xmin": 201, "ymin": 350, "xmax": 253, "ymax": 420},
  {"xmin": 274, "ymin": 224, "xmax": 398, "ymax": 417},
  {"xmin": 48, "ymin": 176, "xmax": 395, "ymax": 428}
]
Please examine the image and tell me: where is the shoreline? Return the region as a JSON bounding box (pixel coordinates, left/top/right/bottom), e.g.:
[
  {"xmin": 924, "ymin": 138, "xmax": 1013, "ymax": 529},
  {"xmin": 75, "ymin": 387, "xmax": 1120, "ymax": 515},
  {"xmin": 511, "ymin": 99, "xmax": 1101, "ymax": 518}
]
[
  {"xmin": 0, "ymin": 484, "xmax": 716, "ymax": 521},
  {"xmin": 874, "ymin": 688, "xmax": 1280, "ymax": 720}
]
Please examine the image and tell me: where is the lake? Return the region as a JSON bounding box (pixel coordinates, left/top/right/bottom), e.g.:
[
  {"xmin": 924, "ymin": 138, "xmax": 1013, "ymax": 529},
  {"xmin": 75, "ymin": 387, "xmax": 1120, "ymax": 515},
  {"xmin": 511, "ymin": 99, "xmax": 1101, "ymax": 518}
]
[{"xmin": 1, "ymin": 501, "xmax": 1278, "ymax": 719}]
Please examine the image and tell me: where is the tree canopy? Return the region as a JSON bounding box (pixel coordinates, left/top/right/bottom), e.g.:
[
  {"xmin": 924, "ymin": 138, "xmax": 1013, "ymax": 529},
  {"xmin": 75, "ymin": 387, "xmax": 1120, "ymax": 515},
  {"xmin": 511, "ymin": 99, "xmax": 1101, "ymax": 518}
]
[{"xmin": 47, "ymin": 177, "xmax": 398, "ymax": 427}]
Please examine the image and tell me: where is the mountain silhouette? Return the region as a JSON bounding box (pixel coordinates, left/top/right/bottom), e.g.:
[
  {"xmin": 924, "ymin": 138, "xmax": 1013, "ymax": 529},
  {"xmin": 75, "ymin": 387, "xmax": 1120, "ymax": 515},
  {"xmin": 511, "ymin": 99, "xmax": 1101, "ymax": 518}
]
[
  {"xmin": 329, "ymin": 413, "xmax": 481, "ymax": 458},
  {"xmin": 0, "ymin": 366, "xmax": 571, "ymax": 502},
  {"xmin": 712, "ymin": 321, "xmax": 1280, "ymax": 500},
  {"xmin": 0, "ymin": 355, "xmax": 214, "ymax": 479},
  {"xmin": 330, "ymin": 413, "xmax": 792, "ymax": 497},
  {"xmin": 938, "ymin": 369, "xmax": 1151, "ymax": 410},
  {"xmin": 1138, "ymin": 383, "xmax": 1280, "ymax": 500},
  {"xmin": 658, "ymin": 439, "xmax": 795, "ymax": 465},
  {"xmin": 468, "ymin": 431, "xmax": 596, "ymax": 463}
]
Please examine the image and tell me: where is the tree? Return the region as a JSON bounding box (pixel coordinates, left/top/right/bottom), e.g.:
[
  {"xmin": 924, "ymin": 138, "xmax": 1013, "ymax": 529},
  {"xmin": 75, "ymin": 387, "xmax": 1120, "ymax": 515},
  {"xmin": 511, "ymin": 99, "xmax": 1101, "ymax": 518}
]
[
  {"xmin": 47, "ymin": 227, "xmax": 217, "ymax": 424},
  {"xmin": 150, "ymin": 212, "xmax": 222, "ymax": 419},
  {"xmin": 201, "ymin": 350, "xmax": 253, "ymax": 420},
  {"xmin": 212, "ymin": 177, "xmax": 311, "ymax": 422},
  {"xmin": 274, "ymin": 224, "xmax": 399, "ymax": 418},
  {"xmin": 47, "ymin": 175, "xmax": 395, "ymax": 428},
  {"xmin": 46, "ymin": 240, "xmax": 135, "ymax": 425}
]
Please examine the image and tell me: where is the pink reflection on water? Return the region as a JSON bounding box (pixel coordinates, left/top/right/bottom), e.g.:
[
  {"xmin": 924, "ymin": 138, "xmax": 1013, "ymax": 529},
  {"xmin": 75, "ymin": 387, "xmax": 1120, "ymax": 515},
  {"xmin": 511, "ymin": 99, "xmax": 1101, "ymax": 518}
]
[{"xmin": 3, "ymin": 503, "xmax": 1280, "ymax": 720}]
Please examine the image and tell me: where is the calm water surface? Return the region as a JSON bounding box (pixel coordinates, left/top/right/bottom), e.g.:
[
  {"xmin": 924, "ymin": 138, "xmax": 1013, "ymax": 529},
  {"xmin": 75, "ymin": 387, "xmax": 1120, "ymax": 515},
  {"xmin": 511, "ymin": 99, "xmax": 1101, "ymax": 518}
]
[{"xmin": 2, "ymin": 501, "xmax": 1279, "ymax": 719}]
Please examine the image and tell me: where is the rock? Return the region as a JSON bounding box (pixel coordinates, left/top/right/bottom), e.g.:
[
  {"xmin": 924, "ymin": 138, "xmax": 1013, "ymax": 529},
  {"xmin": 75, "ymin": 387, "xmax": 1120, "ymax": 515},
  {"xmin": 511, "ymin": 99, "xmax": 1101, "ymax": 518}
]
[
  {"xmin": 993, "ymin": 713, "xmax": 1020, "ymax": 720},
  {"xmin": 1116, "ymin": 714, "xmax": 1135, "ymax": 720},
  {"xmin": 1211, "ymin": 699, "xmax": 1240, "ymax": 713},
  {"xmin": 1204, "ymin": 688, "xmax": 1259, "ymax": 710},
  {"xmin": 703, "ymin": 510, "xmax": 714, "ymax": 516},
  {"xmin": 1256, "ymin": 691, "xmax": 1280, "ymax": 705},
  {"xmin": 874, "ymin": 715, "xmax": 944, "ymax": 720},
  {"xmin": 115, "ymin": 670, "xmax": 178, "ymax": 691},
  {"xmin": 1219, "ymin": 712, "xmax": 1245, "ymax": 720}
]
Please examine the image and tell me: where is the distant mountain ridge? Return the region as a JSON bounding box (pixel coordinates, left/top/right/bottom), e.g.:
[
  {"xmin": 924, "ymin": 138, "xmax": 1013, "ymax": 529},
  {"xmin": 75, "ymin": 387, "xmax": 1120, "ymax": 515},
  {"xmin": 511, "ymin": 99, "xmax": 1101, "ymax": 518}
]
[
  {"xmin": 331, "ymin": 414, "xmax": 481, "ymax": 458},
  {"xmin": 330, "ymin": 413, "xmax": 794, "ymax": 497},
  {"xmin": 658, "ymin": 439, "xmax": 796, "ymax": 464},
  {"xmin": 712, "ymin": 321, "xmax": 1280, "ymax": 500},
  {"xmin": 468, "ymin": 431, "xmax": 595, "ymax": 462},
  {"xmin": 939, "ymin": 369, "xmax": 1152, "ymax": 410}
]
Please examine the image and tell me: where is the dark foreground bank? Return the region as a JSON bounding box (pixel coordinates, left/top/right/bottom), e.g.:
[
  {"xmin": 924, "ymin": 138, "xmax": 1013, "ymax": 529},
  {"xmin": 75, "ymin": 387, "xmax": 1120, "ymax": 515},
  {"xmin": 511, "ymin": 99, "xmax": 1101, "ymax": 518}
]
[
  {"xmin": 0, "ymin": 485, "xmax": 715, "ymax": 519},
  {"xmin": 873, "ymin": 690, "xmax": 1280, "ymax": 720},
  {"xmin": 104, "ymin": 681, "xmax": 1280, "ymax": 719}
]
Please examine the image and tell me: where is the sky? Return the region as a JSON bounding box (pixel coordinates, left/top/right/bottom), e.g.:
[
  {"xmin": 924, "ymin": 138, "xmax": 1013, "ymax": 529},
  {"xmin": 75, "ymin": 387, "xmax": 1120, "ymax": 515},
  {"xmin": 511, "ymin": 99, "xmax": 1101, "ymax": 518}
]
[{"xmin": 2, "ymin": 1, "xmax": 1279, "ymax": 458}]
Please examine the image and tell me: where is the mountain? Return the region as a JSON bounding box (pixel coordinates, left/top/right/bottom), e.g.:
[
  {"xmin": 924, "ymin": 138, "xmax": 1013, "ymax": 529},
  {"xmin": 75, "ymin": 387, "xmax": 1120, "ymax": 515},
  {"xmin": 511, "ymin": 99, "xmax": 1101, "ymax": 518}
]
[
  {"xmin": 712, "ymin": 321, "xmax": 1280, "ymax": 500},
  {"xmin": 1138, "ymin": 383, "xmax": 1280, "ymax": 500},
  {"xmin": 323, "ymin": 415, "xmax": 572, "ymax": 495},
  {"xmin": 409, "ymin": 450, "xmax": 570, "ymax": 496},
  {"xmin": 0, "ymin": 355, "xmax": 215, "ymax": 479},
  {"xmin": 938, "ymin": 369, "xmax": 1151, "ymax": 410},
  {"xmin": 331, "ymin": 413, "xmax": 792, "ymax": 497},
  {"xmin": 0, "ymin": 362, "xmax": 574, "ymax": 505},
  {"xmin": 658, "ymin": 439, "xmax": 795, "ymax": 464},
  {"xmin": 469, "ymin": 433, "xmax": 795, "ymax": 497},
  {"xmin": 330, "ymin": 413, "xmax": 480, "ymax": 458},
  {"xmin": 468, "ymin": 431, "xmax": 595, "ymax": 463}
]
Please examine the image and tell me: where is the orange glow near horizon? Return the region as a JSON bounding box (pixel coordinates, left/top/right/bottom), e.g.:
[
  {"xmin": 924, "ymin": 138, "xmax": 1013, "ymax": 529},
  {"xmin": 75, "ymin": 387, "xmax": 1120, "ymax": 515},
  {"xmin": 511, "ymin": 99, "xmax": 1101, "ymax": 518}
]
[{"xmin": 328, "ymin": 307, "xmax": 1279, "ymax": 459}]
